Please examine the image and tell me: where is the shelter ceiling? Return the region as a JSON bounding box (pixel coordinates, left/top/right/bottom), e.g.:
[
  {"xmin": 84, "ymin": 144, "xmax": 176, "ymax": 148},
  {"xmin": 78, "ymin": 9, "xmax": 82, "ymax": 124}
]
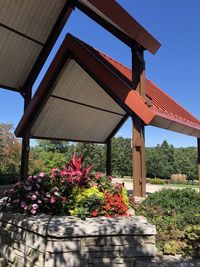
[{"xmin": 0, "ymin": 0, "xmax": 66, "ymax": 91}]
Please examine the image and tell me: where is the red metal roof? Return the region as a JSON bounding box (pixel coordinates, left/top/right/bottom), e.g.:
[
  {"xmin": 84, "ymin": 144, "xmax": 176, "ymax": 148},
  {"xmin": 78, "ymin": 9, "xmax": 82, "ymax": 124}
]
[{"xmin": 95, "ymin": 50, "xmax": 200, "ymax": 131}]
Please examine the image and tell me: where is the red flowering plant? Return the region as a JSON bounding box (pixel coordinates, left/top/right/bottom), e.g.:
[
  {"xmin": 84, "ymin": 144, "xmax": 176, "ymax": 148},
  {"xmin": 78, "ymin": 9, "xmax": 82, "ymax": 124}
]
[{"xmin": 2, "ymin": 151, "xmax": 129, "ymax": 218}]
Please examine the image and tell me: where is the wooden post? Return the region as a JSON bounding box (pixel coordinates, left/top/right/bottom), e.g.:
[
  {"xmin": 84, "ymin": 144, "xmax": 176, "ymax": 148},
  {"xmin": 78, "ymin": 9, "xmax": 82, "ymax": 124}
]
[
  {"xmin": 198, "ymin": 138, "xmax": 200, "ymax": 192},
  {"xmin": 20, "ymin": 88, "xmax": 32, "ymax": 179},
  {"xmin": 106, "ymin": 139, "xmax": 112, "ymax": 176},
  {"xmin": 132, "ymin": 44, "xmax": 146, "ymax": 197}
]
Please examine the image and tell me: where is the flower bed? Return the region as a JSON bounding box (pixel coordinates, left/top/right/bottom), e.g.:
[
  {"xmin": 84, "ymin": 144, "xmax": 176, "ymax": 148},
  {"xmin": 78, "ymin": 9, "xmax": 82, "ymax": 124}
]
[{"xmin": 2, "ymin": 152, "xmax": 129, "ymax": 219}]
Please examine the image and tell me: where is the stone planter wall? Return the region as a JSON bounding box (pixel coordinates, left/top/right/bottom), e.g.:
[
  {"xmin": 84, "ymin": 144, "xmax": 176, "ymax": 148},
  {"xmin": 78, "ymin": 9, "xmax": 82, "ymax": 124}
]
[{"xmin": 0, "ymin": 212, "xmax": 156, "ymax": 267}]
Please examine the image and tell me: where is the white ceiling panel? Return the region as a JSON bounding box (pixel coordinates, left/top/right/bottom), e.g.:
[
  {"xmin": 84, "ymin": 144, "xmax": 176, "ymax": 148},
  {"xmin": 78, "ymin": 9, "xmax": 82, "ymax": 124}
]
[
  {"xmin": 31, "ymin": 97, "xmax": 124, "ymax": 142},
  {"xmin": 0, "ymin": 28, "xmax": 42, "ymax": 88},
  {"xmin": 0, "ymin": 0, "xmax": 66, "ymax": 43},
  {"xmin": 52, "ymin": 59, "xmax": 126, "ymax": 115}
]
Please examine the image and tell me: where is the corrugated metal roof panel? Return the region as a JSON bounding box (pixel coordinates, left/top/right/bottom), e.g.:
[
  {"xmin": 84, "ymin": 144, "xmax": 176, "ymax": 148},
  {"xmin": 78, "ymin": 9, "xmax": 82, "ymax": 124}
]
[
  {"xmin": 31, "ymin": 97, "xmax": 124, "ymax": 142},
  {"xmin": 0, "ymin": 28, "xmax": 42, "ymax": 88},
  {"xmin": 53, "ymin": 59, "xmax": 126, "ymax": 115},
  {"xmin": 92, "ymin": 48, "xmax": 200, "ymax": 132}
]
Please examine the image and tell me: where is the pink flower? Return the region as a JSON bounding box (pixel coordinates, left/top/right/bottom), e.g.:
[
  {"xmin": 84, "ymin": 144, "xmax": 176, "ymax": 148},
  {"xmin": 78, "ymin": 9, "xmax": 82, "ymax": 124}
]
[
  {"xmin": 31, "ymin": 209, "xmax": 36, "ymax": 215},
  {"xmin": 39, "ymin": 172, "xmax": 46, "ymax": 178},
  {"xmin": 37, "ymin": 200, "xmax": 42, "ymax": 204},
  {"xmin": 62, "ymin": 197, "xmax": 67, "ymax": 203},
  {"xmin": 54, "ymin": 191, "xmax": 59, "ymax": 196},
  {"xmin": 23, "ymin": 205, "xmax": 28, "ymax": 210},
  {"xmin": 37, "ymin": 178, "xmax": 42, "ymax": 183},
  {"xmin": 46, "ymin": 192, "xmax": 51, "ymax": 198},
  {"xmin": 32, "ymin": 204, "xmax": 39, "ymax": 209},
  {"xmin": 13, "ymin": 199, "xmax": 20, "ymax": 204},
  {"xmin": 50, "ymin": 197, "xmax": 56, "ymax": 204},
  {"xmin": 60, "ymin": 171, "xmax": 67, "ymax": 176},
  {"xmin": 31, "ymin": 194, "xmax": 37, "ymax": 200},
  {"xmin": 95, "ymin": 173, "xmax": 103, "ymax": 180}
]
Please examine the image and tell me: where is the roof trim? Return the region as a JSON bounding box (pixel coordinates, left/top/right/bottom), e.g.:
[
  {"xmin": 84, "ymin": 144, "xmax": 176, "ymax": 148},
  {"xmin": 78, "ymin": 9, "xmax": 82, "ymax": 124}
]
[{"xmin": 76, "ymin": 0, "xmax": 160, "ymax": 54}]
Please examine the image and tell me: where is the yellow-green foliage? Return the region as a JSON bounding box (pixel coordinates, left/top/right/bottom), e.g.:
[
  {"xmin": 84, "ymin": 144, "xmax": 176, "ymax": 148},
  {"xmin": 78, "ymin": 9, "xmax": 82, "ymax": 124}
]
[
  {"xmin": 70, "ymin": 186, "xmax": 104, "ymax": 216},
  {"xmin": 121, "ymin": 187, "xmax": 129, "ymax": 206}
]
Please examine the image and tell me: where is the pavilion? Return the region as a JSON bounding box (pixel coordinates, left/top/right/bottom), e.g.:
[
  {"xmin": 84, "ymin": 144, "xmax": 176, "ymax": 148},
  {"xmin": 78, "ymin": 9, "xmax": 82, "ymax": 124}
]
[{"xmin": 0, "ymin": 0, "xmax": 199, "ymax": 197}]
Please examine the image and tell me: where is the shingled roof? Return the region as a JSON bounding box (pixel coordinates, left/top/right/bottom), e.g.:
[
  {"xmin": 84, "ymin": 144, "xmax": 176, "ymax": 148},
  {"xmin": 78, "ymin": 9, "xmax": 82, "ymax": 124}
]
[{"xmin": 15, "ymin": 34, "xmax": 200, "ymax": 141}]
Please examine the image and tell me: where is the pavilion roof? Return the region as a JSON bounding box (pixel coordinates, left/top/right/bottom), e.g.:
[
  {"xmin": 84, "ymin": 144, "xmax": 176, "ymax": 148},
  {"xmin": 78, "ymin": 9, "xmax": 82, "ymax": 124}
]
[
  {"xmin": 15, "ymin": 35, "xmax": 200, "ymax": 141},
  {"xmin": 0, "ymin": 0, "xmax": 160, "ymax": 96}
]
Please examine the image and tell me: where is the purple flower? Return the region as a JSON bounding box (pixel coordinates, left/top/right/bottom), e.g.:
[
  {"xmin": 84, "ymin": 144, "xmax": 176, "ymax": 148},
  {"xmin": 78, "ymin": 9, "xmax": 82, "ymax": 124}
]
[
  {"xmin": 24, "ymin": 186, "xmax": 32, "ymax": 191},
  {"xmin": 21, "ymin": 202, "xmax": 26, "ymax": 208},
  {"xmin": 31, "ymin": 194, "xmax": 37, "ymax": 200}
]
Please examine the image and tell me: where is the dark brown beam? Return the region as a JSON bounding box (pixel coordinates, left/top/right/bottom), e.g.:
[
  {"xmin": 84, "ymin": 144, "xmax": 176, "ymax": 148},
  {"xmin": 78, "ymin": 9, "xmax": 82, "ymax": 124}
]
[
  {"xmin": 106, "ymin": 139, "xmax": 112, "ymax": 176},
  {"xmin": 198, "ymin": 138, "xmax": 200, "ymax": 192},
  {"xmin": 20, "ymin": 86, "xmax": 32, "ymax": 180},
  {"xmin": 0, "ymin": 84, "xmax": 21, "ymax": 93},
  {"xmin": 0, "ymin": 23, "xmax": 44, "ymax": 46},
  {"xmin": 132, "ymin": 44, "xmax": 146, "ymax": 198},
  {"xmin": 50, "ymin": 94, "xmax": 125, "ymax": 116}
]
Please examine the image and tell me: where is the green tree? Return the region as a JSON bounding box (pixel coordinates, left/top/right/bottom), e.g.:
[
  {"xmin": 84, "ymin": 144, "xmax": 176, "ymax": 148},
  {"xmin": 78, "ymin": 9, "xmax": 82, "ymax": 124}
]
[
  {"xmin": 112, "ymin": 137, "xmax": 132, "ymax": 177},
  {"xmin": 146, "ymin": 141, "xmax": 175, "ymax": 179},
  {"xmin": 0, "ymin": 123, "xmax": 21, "ymax": 174}
]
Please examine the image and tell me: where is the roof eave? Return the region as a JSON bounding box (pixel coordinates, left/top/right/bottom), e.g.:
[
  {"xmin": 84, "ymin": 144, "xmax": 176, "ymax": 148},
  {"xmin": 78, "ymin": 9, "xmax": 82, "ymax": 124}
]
[{"xmin": 76, "ymin": 0, "xmax": 161, "ymax": 54}]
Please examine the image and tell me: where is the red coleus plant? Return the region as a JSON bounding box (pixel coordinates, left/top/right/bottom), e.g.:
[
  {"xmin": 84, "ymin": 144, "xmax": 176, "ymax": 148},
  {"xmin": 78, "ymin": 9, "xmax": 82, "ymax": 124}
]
[{"xmin": 51, "ymin": 151, "xmax": 94, "ymax": 187}]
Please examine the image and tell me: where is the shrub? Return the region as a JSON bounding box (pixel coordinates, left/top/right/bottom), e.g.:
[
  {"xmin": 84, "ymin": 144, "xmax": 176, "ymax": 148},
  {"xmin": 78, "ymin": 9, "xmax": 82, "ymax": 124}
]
[
  {"xmin": 171, "ymin": 174, "xmax": 187, "ymax": 184},
  {"xmin": 146, "ymin": 178, "xmax": 167, "ymax": 185},
  {"xmin": 133, "ymin": 188, "xmax": 200, "ymax": 257},
  {"xmin": 2, "ymin": 151, "xmax": 129, "ymax": 219}
]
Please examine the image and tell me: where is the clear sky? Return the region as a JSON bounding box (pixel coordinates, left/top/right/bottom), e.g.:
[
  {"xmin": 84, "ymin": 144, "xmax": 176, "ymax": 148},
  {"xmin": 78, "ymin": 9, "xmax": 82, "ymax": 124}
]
[{"xmin": 0, "ymin": 0, "xmax": 200, "ymax": 147}]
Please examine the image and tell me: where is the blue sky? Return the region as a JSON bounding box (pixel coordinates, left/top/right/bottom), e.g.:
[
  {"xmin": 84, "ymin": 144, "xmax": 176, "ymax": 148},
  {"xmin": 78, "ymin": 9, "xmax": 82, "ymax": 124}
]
[{"xmin": 0, "ymin": 0, "xmax": 200, "ymax": 147}]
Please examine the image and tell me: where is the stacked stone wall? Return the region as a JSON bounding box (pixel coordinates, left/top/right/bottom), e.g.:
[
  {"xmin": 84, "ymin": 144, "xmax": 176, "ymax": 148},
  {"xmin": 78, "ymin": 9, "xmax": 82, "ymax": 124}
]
[{"xmin": 0, "ymin": 212, "xmax": 156, "ymax": 267}]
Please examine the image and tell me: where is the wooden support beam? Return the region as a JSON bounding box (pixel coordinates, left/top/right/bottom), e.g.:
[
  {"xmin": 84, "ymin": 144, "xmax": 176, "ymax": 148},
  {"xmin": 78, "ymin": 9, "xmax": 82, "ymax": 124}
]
[
  {"xmin": 106, "ymin": 139, "xmax": 112, "ymax": 176},
  {"xmin": 131, "ymin": 44, "xmax": 146, "ymax": 198},
  {"xmin": 132, "ymin": 116, "xmax": 146, "ymax": 197},
  {"xmin": 197, "ymin": 138, "xmax": 200, "ymax": 192},
  {"xmin": 20, "ymin": 88, "xmax": 32, "ymax": 180}
]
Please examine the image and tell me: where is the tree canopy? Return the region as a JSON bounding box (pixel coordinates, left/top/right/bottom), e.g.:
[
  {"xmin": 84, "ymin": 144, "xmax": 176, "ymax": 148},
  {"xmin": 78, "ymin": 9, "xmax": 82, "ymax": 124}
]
[{"xmin": 0, "ymin": 123, "xmax": 198, "ymax": 180}]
